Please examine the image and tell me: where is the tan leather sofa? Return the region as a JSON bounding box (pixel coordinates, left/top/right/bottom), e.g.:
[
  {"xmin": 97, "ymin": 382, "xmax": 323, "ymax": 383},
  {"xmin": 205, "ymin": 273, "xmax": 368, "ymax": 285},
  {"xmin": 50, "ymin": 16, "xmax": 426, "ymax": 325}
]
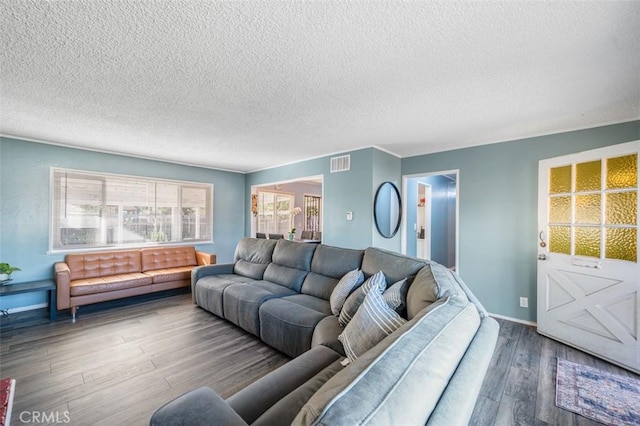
[{"xmin": 55, "ymin": 246, "xmax": 215, "ymax": 321}]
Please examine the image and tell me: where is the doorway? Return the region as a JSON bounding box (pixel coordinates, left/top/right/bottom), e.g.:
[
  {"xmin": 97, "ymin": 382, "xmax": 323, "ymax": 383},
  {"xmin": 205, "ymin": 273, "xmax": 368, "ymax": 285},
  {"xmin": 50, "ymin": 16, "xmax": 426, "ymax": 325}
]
[
  {"xmin": 402, "ymin": 171, "xmax": 458, "ymax": 270},
  {"xmin": 251, "ymin": 176, "xmax": 323, "ymax": 240}
]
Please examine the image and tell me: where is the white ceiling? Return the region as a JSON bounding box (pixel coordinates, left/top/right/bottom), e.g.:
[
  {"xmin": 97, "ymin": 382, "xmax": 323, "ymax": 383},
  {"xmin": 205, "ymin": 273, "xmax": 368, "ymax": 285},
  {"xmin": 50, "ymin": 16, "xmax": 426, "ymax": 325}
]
[{"xmin": 1, "ymin": 1, "xmax": 639, "ymax": 173}]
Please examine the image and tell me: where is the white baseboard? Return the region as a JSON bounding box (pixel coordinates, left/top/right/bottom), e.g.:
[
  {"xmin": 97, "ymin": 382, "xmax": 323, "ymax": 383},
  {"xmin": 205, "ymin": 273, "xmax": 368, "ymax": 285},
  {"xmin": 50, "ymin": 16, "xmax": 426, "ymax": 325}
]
[
  {"xmin": 2, "ymin": 303, "xmax": 48, "ymax": 314},
  {"xmin": 489, "ymin": 312, "xmax": 537, "ymax": 327}
]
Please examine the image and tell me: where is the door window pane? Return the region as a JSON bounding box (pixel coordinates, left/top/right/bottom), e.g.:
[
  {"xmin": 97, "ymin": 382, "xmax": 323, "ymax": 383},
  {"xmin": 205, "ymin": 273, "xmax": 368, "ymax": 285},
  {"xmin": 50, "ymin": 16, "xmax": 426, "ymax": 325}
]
[
  {"xmin": 575, "ymin": 194, "xmax": 601, "ymax": 224},
  {"xmin": 576, "ymin": 160, "xmax": 601, "ymax": 192},
  {"xmin": 550, "ymin": 165, "xmax": 572, "ymax": 194},
  {"xmin": 549, "ymin": 196, "xmax": 571, "ymax": 224},
  {"xmin": 549, "ymin": 226, "xmax": 571, "ymax": 254},
  {"xmin": 575, "ymin": 227, "xmax": 601, "ymax": 258},
  {"xmin": 606, "ymin": 228, "xmax": 637, "ymax": 262},
  {"xmin": 606, "ymin": 191, "xmax": 637, "ymax": 225},
  {"xmin": 607, "ymin": 154, "xmax": 637, "ymax": 189}
]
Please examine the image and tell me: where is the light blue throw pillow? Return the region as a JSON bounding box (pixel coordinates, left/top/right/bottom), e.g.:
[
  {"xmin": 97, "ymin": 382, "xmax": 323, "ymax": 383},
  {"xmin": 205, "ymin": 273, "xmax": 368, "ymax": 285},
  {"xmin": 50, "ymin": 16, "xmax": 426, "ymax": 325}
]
[
  {"xmin": 338, "ymin": 278, "xmax": 407, "ymax": 362},
  {"xmin": 338, "ymin": 270, "xmax": 386, "ymax": 326},
  {"xmin": 383, "ymin": 278, "xmax": 408, "ymax": 315},
  {"xmin": 329, "ymin": 268, "xmax": 364, "ymax": 316}
]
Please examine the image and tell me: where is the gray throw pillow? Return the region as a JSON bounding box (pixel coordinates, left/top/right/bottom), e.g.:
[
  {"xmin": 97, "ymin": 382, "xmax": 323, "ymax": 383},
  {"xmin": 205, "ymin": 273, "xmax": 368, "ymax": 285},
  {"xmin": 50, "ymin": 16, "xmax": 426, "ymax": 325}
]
[
  {"xmin": 329, "ymin": 268, "xmax": 364, "ymax": 316},
  {"xmin": 338, "ymin": 279, "xmax": 406, "ymax": 362},
  {"xmin": 338, "ymin": 270, "xmax": 386, "ymax": 326},
  {"xmin": 383, "ymin": 278, "xmax": 408, "ymax": 316}
]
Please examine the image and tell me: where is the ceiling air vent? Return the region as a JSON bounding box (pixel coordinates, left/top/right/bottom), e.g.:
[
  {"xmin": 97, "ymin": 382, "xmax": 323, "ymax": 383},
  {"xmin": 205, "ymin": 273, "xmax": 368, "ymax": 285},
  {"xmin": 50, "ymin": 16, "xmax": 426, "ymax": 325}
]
[{"xmin": 330, "ymin": 155, "xmax": 350, "ymax": 173}]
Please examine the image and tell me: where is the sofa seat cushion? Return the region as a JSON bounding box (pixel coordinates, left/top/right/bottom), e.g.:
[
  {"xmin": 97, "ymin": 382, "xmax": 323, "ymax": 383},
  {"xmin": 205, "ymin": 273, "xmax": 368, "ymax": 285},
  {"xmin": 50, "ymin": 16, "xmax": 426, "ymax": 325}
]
[
  {"xmin": 70, "ymin": 273, "xmax": 152, "ymax": 296},
  {"xmin": 227, "ymin": 345, "xmax": 343, "ymax": 424},
  {"xmin": 195, "ymin": 274, "xmax": 259, "ymax": 317},
  {"xmin": 259, "ymin": 296, "xmax": 331, "ymax": 357},
  {"xmin": 280, "ymin": 294, "xmax": 332, "ymax": 315},
  {"xmin": 144, "ymin": 266, "xmax": 193, "ymax": 283},
  {"xmin": 223, "ymin": 282, "xmax": 296, "ymax": 336}
]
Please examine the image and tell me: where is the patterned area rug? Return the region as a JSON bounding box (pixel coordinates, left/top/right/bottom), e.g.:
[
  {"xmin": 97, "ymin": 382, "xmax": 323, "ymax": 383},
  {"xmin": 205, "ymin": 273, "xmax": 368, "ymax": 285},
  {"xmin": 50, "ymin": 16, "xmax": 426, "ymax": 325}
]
[{"xmin": 556, "ymin": 358, "xmax": 640, "ymax": 425}]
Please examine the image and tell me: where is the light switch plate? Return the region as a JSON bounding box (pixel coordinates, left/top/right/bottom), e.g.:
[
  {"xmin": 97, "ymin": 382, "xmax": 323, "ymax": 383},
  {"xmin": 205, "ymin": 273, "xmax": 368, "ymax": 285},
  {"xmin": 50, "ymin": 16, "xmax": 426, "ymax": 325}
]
[{"xmin": 346, "ymin": 211, "xmax": 353, "ymax": 221}]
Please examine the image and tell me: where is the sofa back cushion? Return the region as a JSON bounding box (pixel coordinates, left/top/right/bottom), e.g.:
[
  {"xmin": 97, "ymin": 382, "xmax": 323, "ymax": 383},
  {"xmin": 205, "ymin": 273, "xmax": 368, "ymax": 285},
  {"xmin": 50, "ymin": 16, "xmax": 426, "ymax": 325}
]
[
  {"xmin": 233, "ymin": 238, "xmax": 278, "ymax": 279},
  {"xmin": 140, "ymin": 246, "xmax": 197, "ymax": 272},
  {"xmin": 263, "ymin": 240, "xmax": 317, "ymax": 292},
  {"xmin": 66, "ymin": 250, "xmax": 142, "ymax": 281},
  {"xmin": 293, "ymin": 289, "xmax": 480, "ymax": 426},
  {"xmin": 361, "ymin": 247, "xmax": 426, "ymax": 285},
  {"xmin": 301, "ymin": 245, "xmax": 365, "ymax": 300},
  {"xmin": 406, "ymin": 261, "xmax": 468, "ymax": 320}
]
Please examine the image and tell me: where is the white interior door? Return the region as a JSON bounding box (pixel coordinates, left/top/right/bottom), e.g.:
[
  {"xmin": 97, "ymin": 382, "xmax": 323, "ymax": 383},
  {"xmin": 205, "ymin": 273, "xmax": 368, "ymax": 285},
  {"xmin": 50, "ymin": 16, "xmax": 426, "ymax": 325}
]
[{"xmin": 537, "ymin": 141, "xmax": 639, "ymax": 373}]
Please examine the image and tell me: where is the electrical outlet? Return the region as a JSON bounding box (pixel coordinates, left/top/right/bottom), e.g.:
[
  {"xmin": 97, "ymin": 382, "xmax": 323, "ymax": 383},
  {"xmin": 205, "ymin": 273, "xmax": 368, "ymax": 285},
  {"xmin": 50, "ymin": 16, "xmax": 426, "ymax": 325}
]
[{"xmin": 519, "ymin": 297, "xmax": 529, "ymax": 308}]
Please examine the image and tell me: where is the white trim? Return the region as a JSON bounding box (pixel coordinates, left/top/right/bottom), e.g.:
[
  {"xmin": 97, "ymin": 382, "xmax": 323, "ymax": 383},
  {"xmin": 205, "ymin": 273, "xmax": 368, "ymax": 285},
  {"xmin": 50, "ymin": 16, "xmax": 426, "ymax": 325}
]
[
  {"xmin": 489, "ymin": 312, "xmax": 537, "ymax": 327},
  {"xmin": 2, "ymin": 303, "xmax": 48, "ymax": 314},
  {"xmin": 5, "ymin": 119, "xmax": 637, "ymax": 175},
  {"xmin": 0, "ymin": 133, "xmax": 247, "ymax": 174}
]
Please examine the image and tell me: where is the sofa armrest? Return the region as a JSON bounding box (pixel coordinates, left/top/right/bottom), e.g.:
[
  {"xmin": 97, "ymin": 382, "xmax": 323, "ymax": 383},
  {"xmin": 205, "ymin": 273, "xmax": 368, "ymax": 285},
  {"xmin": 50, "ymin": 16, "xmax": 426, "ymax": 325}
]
[
  {"xmin": 196, "ymin": 250, "xmax": 217, "ymax": 266},
  {"xmin": 55, "ymin": 262, "xmax": 71, "ymax": 310},
  {"xmin": 191, "ymin": 263, "xmax": 236, "ymax": 302},
  {"xmin": 150, "ymin": 387, "xmax": 247, "ymax": 426}
]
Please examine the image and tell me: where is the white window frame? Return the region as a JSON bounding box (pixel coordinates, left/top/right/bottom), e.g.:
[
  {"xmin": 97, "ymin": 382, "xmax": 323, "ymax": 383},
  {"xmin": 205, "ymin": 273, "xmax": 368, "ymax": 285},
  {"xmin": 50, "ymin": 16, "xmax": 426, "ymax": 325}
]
[
  {"xmin": 256, "ymin": 190, "xmax": 295, "ymax": 236},
  {"xmin": 50, "ymin": 168, "xmax": 213, "ymax": 252}
]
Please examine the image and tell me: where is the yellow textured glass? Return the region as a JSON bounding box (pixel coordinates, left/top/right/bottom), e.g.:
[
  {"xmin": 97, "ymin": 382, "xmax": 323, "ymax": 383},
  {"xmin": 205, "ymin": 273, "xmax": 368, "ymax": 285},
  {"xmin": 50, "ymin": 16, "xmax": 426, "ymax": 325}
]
[
  {"xmin": 606, "ymin": 191, "xmax": 637, "ymax": 225},
  {"xmin": 576, "ymin": 160, "xmax": 602, "ymax": 192},
  {"xmin": 549, "ymin": 196, "xmax": 571, "ymax": 224},
  {"xmin": 605, "ymin": 227, "xmax": 637, "ymax": 262},
  {"xmin": 549, "ymin": 226, "xmax": 571, "ymax": 254},
  {"xmin": 607, "ymin": 154, "xmax": 637, "ymax": 189},
  {"xmin": 575, "ymin": 194, "xmax": 601, "ymax": 224},
  {"xmin": 575, "ymin": 227, "xmax": 601, "ymax": 258},
  {"xmin": 550, "ymin": 165, "xmax": 572, "ymax": 194}
]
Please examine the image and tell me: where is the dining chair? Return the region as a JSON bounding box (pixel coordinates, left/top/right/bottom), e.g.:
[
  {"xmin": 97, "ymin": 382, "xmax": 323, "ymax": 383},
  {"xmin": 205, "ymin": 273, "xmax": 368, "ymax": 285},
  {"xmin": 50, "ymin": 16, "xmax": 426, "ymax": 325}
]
[
  {"xmin": 268, "ymin": 233, "xmax": 284, "ymax": 240},
  {"xmin": 256, "ymin": 232, "xmax": 266, "ymax": 239},
  {"xmin": 300, "ymin": 230, "xmax": 313, "ymax": 239},
  {"xmin": 312, "ymin": 231, "xmax": 322, "ymax": 241}
]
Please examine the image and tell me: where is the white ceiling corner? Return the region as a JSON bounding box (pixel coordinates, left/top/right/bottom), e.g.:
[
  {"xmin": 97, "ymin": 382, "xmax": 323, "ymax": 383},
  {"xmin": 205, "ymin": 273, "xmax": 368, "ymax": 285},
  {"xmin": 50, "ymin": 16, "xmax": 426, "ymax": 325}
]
[{"xmin": 1, "ymin": 1, "xmax": 639, "ymax": 173}]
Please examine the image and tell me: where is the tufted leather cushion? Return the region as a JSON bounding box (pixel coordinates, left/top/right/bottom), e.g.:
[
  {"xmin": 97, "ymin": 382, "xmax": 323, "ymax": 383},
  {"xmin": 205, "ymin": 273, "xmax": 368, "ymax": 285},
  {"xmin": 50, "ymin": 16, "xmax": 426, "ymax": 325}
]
[
  {"xmin": 66, "ymin": 250, "xmax": 142, "ymax": 281},
  {"xmin": 141, "ymin": 246, "xmax": 197, "ymax": 272}
]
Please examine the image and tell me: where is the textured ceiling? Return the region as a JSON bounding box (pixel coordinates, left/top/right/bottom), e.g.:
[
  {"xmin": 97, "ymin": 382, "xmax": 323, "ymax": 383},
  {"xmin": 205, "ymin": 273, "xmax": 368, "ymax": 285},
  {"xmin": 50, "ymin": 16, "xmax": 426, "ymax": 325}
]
[{"xmin": 1, "ymin": 1, "xmax": 639, "ymax": 173}]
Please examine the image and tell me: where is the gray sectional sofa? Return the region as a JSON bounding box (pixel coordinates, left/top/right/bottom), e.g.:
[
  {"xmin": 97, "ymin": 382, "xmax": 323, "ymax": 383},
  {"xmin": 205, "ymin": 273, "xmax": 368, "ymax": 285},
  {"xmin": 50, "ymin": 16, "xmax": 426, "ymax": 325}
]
[{"xmin": 151, "ymin": 238, "xmax": 499, "ymax": 425}]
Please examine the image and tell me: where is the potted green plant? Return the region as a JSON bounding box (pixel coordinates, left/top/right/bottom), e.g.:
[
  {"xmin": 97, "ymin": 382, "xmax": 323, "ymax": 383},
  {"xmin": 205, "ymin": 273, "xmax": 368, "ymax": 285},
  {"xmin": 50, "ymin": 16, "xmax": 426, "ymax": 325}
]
[{"xmin": 0, "ymin": 263, "xmax": 21, "ymax": 282}]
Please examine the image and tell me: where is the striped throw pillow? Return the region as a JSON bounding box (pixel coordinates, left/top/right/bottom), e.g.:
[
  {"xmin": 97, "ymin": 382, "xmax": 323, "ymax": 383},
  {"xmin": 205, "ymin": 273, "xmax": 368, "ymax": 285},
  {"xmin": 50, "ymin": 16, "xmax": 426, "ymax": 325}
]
[
  {"xmin": 338, "ymin": 270, "xmax": 386, "ymax": 326},
  {"xmin": 338, "ymin": 279, "xmax": 407, "ymax": 362},
  {"xmin": 330, "ymin": 268, "xmax": 364, "ymax": 316},
  {"xmin": 383, "ymin": 278, "xmax": 408, "ymax": 315}
]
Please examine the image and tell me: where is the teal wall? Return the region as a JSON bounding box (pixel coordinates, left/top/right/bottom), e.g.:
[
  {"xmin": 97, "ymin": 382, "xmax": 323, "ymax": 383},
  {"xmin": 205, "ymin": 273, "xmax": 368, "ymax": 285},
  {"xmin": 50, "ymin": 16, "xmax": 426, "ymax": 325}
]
[
  {"xmin": 2, "ymin": 120, "xmax": 638, "ymax": 322},
  {"xmin": 371, "ymin": 149, "xmax": 402, "ymax": 252},
  {"xmin": 0, "ymin": 137, "xmax": 246, "ymax": 311},
  {"xmin": 246, "ymin": 148, "xmax": 401, "ymax": 250},
  {"xmin": 402, "ymin": 121, "xmax": 640, "ymax": 322}
]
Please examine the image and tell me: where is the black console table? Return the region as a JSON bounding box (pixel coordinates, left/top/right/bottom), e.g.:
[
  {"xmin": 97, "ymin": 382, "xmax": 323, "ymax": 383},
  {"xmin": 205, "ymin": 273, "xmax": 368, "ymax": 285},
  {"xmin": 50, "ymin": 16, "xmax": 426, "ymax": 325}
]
[{"xmin": 0, "ymin": 279, "xmax": 57, "ymax": 320}]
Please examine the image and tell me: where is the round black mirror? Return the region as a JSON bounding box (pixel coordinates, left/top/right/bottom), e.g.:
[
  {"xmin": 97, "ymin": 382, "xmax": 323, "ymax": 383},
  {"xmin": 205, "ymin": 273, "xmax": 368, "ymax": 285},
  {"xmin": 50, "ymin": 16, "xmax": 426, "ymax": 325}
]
[{"xmin": 374, "ymin": 182, "xmax": 401, "ymax": 238}]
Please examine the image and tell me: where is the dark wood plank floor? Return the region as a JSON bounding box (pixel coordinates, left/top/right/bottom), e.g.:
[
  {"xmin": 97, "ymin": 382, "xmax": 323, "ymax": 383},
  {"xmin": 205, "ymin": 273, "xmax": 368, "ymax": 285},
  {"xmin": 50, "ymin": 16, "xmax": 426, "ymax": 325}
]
[{"xmin": 1, "ymin": 291, "xmax": 638, "ymax": 425}]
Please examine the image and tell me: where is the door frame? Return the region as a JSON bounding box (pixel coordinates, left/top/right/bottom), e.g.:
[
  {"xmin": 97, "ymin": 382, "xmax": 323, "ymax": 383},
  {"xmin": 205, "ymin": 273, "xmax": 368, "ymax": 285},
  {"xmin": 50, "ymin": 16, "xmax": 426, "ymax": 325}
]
[{"xmin": 401, "ymin": 170, "xmax": 460, "ymax": 272}]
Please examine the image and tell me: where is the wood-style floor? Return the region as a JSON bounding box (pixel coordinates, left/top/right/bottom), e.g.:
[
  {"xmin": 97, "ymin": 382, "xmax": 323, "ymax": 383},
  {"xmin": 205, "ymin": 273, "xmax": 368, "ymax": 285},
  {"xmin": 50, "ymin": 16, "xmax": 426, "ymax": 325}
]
[{"xmin": 1, "ymin": 290, "xmax": 638, "ymax": 425}]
